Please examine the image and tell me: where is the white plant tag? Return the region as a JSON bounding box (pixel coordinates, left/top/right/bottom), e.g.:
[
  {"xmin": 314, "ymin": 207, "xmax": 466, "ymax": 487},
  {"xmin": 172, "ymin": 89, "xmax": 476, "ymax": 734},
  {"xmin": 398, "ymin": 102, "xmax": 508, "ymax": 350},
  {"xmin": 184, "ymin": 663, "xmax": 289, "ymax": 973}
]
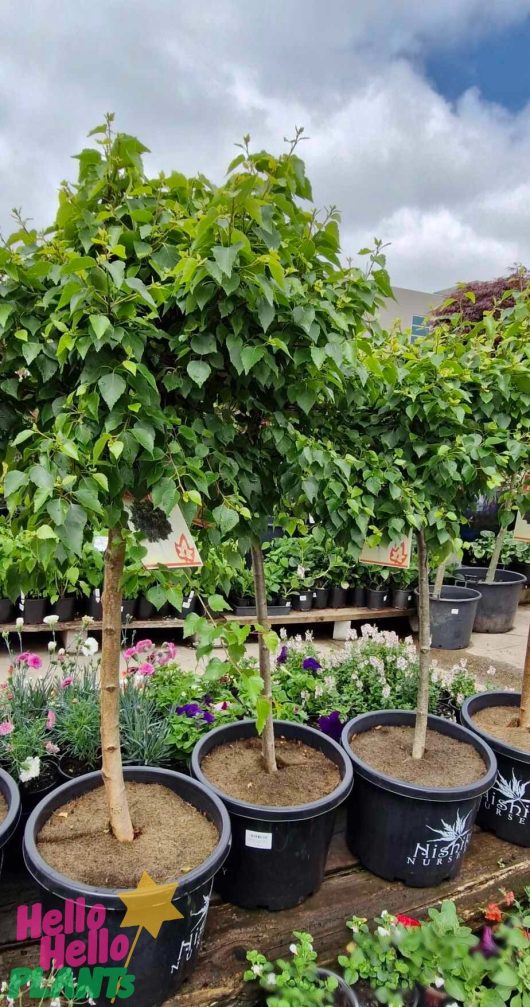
[
  {"xmin": 297, "ymin": 565, "xmax": 305, "ymax": 577},
  {"xmin": 300, "ymin": 594, "xmax": 307, "ymax": 601},
  {"xmin": 245, "ymin": 829, "xmax": 272, "ymax": 850},
  {"xmin": 94, "ymin": 589, "xmax": 101, "ymax": 602},
  {"xmin": 383, "ymin": 595, "xmax": 388, "ymax": 602},
  {"xmin": 451, "ymin": 608, "xmax": 459, "ymax": 615},
  {"xmin": 93, "ymin": 535, "xmax": 108, "ymax": 553}
]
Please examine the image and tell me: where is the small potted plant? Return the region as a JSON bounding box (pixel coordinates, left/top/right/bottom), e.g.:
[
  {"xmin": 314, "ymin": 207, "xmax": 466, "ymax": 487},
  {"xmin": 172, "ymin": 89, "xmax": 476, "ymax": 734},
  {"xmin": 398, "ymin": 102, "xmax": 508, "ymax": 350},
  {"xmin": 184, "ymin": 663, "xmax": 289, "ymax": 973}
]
[
  {"xmin": 0, "ymin": 518, "xmax": 17, "ymax": 622},
  {"xmin": 348, "ymin": 564, "xmax": 367, "ymax": 608},
  {"xmin": 245, "ymin": 931, "xmax": 358, "ymax": 1007},
  {"xmin": 366, "ymin": 568, "xmax": 392, "ymax": 609},
  {"xmin": 55, "ymin": 668, "xmax": 101, "ymax": 779},
  {"xmin": 289, "ymin": 565, "xmax": 314, "ymax": 612},
  {"xmin": 15, "ymin": 531, "xmax": 50, "ymax": 623},
  {"xmin": 48, "ymin": 563, "xmax": 81, "ymax": 622},
  {"xmin": 327, "ymin": 553, "xmax": 351, "ymax": 609},
  {"xmin": 391, "ymin": 563, "xmax": 417, "ymax": 610}
]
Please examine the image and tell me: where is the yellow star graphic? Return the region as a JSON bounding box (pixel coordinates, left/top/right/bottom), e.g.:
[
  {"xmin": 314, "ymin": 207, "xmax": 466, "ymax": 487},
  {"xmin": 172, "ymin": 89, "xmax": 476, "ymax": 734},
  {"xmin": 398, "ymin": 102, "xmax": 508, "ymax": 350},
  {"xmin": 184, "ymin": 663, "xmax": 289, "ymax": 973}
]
[{"xmin": 118, "ymin": 871, "xmax": 184, "ymax": 939}]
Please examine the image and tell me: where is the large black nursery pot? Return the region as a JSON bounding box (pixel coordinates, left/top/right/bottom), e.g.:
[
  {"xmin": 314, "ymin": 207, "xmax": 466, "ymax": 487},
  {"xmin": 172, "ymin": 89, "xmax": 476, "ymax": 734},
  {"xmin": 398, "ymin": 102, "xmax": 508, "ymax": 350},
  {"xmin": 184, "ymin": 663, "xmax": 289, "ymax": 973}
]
[
  {"xmin": 22, "ymin": 596, "xmax": 48, "ymax": 623},
  {"xmin": 0, "ymin": 598, "xmax": 15, "ymax": 622},
  {"xmin": 461, "ymin": 691, "xmax": 530, "ymax": 846},
  {"xmin": 0, "ymin": 767, "xmax": 21, "ymax": 880},
  {"xmin": 392, "ymin": 586, "xmax": 415, "ymax": 610},
  {"xmin": 415, "ymin": 584, "xmax": 482, "ymax": 650},
  {"xmin": 341, "ymin": 711, "xmax": 496, "ymax": 888},
  {"xmin": 51, "ymin": 595, "xmax": 77, "ymax": 622},
  {"xmin": 366, "ymin": 587, "xmax": 391, "ymax": 609},
  {"xmin": 456, "ymin": 566, "xmax": 526, "ymax": 633},
  {"xmin": 191, "ymin": 720, "xmax": 353, "ymax": 911},
  {"xmin": 23, "ymin": 766, "xmax": 231, "ymax": 1007}
]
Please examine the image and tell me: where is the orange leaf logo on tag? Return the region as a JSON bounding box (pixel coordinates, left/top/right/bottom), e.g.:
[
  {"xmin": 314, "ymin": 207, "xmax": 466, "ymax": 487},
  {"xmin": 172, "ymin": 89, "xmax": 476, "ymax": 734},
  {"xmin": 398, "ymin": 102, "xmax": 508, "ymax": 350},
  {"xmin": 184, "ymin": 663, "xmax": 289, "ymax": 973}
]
[
  {"xmin": 175, "ymin": 534, "xmax": 197, "ymax": 564},
  {"xmin": 389, "ymin": 542, "xmax": 408, "ymax": 567}
]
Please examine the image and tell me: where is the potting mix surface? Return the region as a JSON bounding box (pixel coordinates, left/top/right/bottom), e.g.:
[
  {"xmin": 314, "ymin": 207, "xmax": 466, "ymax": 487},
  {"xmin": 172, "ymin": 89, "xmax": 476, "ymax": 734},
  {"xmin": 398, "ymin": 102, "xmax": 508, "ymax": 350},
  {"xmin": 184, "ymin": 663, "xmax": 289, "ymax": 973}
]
[
  {"xmin": 350, "ymin": 726, "xmax": 486, "ymax": 788},
  {"xmin": 473, "ymin": 705, "xmax": 530, "ymax": 752},
  {"xmin": 201, "ymin": 736, "xmax": 341, "ymax": 805},
  {"xmin": 0, "ymin": 792, "xmax": 7, "ymax": 825},
  {"xmin": 37, "ymin": 782, "xmax": 219, "ymax": 888}
]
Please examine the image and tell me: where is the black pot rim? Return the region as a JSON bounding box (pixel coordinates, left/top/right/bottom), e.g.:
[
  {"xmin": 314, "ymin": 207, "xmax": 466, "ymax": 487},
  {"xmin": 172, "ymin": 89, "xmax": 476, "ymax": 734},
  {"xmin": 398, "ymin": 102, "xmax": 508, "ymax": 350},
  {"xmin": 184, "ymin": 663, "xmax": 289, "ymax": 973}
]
[
  {"xmin": 416, "ymin": 585, "xmax": 482, "ymax": 604},
  {"xmin": 0, "ymin": 766, "xmax": 21, "ymax": 848},
  {"xmin": 461, "ymin": 690, "xmax": 530, "ymax": 765},
  {"xmin": 341, "ymin": 710, "xmax": 497, "ymax": 802},
  {"xmin": 23, "ymin": 765, "xmax": 231, "ymax": 906},
  {"xmin": 456, "ymin": 566, "xmax": 527, "ymax": 586},
  {"xmin": 191, "ymin": 719, "xmax": 353, "ymax": 821}
]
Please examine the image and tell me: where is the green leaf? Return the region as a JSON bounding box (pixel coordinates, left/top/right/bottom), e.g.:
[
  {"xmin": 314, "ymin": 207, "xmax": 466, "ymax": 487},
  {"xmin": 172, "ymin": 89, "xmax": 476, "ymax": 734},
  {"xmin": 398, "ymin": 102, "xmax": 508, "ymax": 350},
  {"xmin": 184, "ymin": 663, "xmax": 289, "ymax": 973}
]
[
  {"xmin": 104, "ymin": 259, "xmax": 125, "ymax": 288},
  {"xmin": 241, "ymin": 345, "xmax": 265, "ymax": 374},
  {"xmin": 207, "ymin": 593, "xmax": 231, "ymax": 613},
  {"xmin": 212, "ymin": 503, "xmax": 239, "ymax": 534},
  {"xmin": 262, "ymin": 630, "xmax": 279, "ymax": 653},
  {"xmin": 36, "ymin": 524, "xmax": 57, "ymax": 540},
  {"xmin": 187, "ymin": 360, "xmax": 211, "ymax": 387},
  {"xmin": 89, "ymin": 314, "xmax": 111, "ymax": 340},
  {"xmin": 75, "ymin": 486, "xmax": 104, "ymax": 515},
  {"xmin": 256, "ymin": 696, "xmax": 271, "ymax": 734},
  {"xmin": 29, "ymin": 465, "xmax": 54, "ymax": 491},
  {"xmin": 93, "ymin": 472, "xmax": 109, "ymax": 491},
  {"xmin": 257, "ymin": 297, "xmax": 275, "ymax": 333},
  {"xmin": 131, "ymin": 423, "xmax": 155, "ymax": 454},
  {"xmin": 125, "ymin": 276, "xmax": 157, "ymax": 308},
  {"xmin": 4, "ymin": 470, "xmax": 26, "ymax": 498},
  {"xmin": 109, "ymin": 440, "xmax": 124, "ymax": 460},
  {"xmin": 98, "ymin": 372, "xmax": 126, "ymax": 410},
  {"xmin": 212, "ymin": 244, "xmax": 240, "ymax": 278}
]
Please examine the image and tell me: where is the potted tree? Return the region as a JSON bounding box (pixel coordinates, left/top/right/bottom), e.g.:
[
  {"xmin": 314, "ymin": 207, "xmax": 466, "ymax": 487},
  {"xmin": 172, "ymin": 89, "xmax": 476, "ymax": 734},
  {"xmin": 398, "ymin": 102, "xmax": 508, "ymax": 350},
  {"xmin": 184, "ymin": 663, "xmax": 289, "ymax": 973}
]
[{"xmin": 1, "ymin": 121, "xmax": 232, "ymax": 1005}]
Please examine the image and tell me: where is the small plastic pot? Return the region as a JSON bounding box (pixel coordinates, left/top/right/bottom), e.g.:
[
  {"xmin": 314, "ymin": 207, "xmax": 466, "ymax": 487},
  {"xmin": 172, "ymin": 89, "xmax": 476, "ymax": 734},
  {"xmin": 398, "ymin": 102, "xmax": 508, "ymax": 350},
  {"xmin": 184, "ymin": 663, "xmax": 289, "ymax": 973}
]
[
  {"xmin": 121, "ymin": 598, "xmax": 137, "ymax": 622},
  {"xmin": 456, "ymin": 566, "xmax": 526, "ymax": 633},
  {"xmin": 290, "ymin": 591, "xmax": 313, "ymax": 612},
  {"xmin": 341, "ymin": 710, "xmax": 496, "ymax": 887},
  {"xmin": 136, "ymin": 595, "xmax": 157, "ymax": 619},
  {"xmin": 366, "ymin": 587, "xmax": 390, "ymax": 609},
  {"xmin": 0, "ymin": 598, "xmax": 15, "ymax": 622},
  {"xmin": 23, "ymin": 766, "xmax": 231, "ymax": 1007},
  {"xmin": 313, "ymin": 587, "xmax": 330, "ymax": 609},
  {"xmin": 329, "ymin": 586, "xmax": 348, "ymax": 608},
  {"xmin": 392, "ymin": 587, "xmax": 415, "ymax": 610},
  {"xmin": 416, "ymin": 584, "xmax": 482, "ymax": 650},
  {"xmin": 86, "ymin": 591, "xmax": 102, "ymax": 620},
  {"xmin": 191, "ymin": 720, "xmax": 353, "ymax": 910},
  {"xmin": 173, "ymin": 592, "xmax": 198, "ymax": 618},
  {"xmin": 20, "ymin": 758, "xmax": 61, "ymax": 815},
  {"xmin": 0, "ymin": 767, "xmax": 21, "ymax": 880},
  {"xmin": 57, "ymin": 753, "xmax": 100, "ymax": 781},
  {"xmin": 51, "ymin": 595, "xmax": 76, "ymax": 622},
  {"xmin": 22, "ymin": 596, "xmax": 48, "ymax": 623},
  {"xmin": 349, "ymin": 586, "xmax": 366, "ymax": 607},
  {"xmin": 461, "ymin": 691, "xmax": 530, "ymax": 846}
]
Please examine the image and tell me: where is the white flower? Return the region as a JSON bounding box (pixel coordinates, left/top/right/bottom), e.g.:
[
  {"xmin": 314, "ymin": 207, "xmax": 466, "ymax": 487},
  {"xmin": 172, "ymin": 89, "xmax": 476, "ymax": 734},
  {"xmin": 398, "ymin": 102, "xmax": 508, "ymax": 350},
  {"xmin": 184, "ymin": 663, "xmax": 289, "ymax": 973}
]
[
  {"xmin": 81, "ymin": 636, "xmax": 99, "ymax": 656},
  {"xmin": 58, "ymin": 647, "xmax": 65, "ymax": 656},
  {"xmin": 380, "ymin": 910, "xmax": 395, "ymax": 923},
  {"xmin": 279, "ymin": 627, "xmax": 288, "ymax": 640},
  {"xmin": 43, "ymin": 614, "xmax": 59, "ymax": 626},
  {"xmin": 251, "ymin": 964, "xmax": 263, "ymax": 977},
  {"xmin": 1, "ymin": 981, "xmax": 7, "ymax": 992},
  {"xmin": 376, "ymin": 926, "xmax": 390, "ymax": 937},
  {"xmin": 48, "ymin": 641, "xmax": 57, "ymax": 653},
  {"xmin": 382, "ymin": 685, "xmax": 391, "ymax": 699},
  {"xmin": 50, "ymin": 999, "xmax": 62, "ymax": 1007},
  {"xmin": 434, "ymin": 977, "xmax": 444, "ymax": 989},
  {"xmin": 486, "ymin": 665, "xmax": 496, "ymax": 676},
  {"xmin": 20, "ymin": 756, "xmax": 41, "ymax": 783},
  {"xmin": 289, "ymin": 943, "xmax": 298, "ymax": 954},
  {"xmin": 82, "ymin": 614, "xmax": 95, "ymax": 626},
  {"xmin": 265, "ymin": 973, "xmax": 277, "ymax": 987},
  {"xmin": 16, "ymin": 617, "xmax": 23, "ymax": 628}
]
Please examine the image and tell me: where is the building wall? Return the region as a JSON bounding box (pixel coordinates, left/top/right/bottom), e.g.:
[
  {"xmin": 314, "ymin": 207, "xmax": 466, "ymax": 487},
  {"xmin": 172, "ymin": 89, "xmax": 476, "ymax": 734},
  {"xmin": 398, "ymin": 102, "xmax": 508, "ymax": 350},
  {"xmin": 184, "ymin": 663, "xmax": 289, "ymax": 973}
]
[{"xmin": 379, "ymin": 286, "xmax": 444, "ymax": 337}]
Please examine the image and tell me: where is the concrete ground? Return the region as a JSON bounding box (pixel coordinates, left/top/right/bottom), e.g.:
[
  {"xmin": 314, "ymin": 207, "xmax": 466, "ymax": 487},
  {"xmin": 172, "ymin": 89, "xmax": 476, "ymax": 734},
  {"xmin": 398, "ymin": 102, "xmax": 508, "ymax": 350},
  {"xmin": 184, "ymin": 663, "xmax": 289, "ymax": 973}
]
[{"xmin": 0, "ymin": 607, "xmax": 528, "ymax": 689}]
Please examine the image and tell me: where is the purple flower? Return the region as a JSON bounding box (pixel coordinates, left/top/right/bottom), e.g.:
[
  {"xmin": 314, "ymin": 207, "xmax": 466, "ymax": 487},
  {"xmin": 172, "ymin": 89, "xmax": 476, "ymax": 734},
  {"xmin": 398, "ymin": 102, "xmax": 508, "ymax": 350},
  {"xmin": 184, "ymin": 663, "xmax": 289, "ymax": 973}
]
[
  {"xmin": 201, "ymin": 694, "xmax": 213, "ymax": 706},
  {"xmin": 477, "ymin": 926, "xmax": 498, "ymax": 958},
  {"xmin": 318, "ymin": 710, "xmax": 344, "ymax": 742},
  {"xmin": 203, "ymin": 711, "xmax": 215, "ymax": 724},
  {"xmin": 176, "ymin": 703, "xmax": 203, "ymax": 718},
  {"xmin": 276, "ymin": 645, "xmax": 289, "ymax": 665},
  {"xmin": 303, "ymin": 657, "xmax": 321, "ymax": 672}
]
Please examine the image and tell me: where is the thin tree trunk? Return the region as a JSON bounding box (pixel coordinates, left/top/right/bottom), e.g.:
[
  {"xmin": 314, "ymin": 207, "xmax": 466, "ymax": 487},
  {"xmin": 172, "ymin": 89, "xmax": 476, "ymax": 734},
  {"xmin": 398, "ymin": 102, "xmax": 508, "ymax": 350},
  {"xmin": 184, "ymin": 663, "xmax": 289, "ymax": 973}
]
[
  {"xmin": 485, "ymin": 525, "xmax": 509, "ymax": 584},
  {"xmin": 251, "ymin": 541, "xmax": 277, "ymax": 774},
  {"xmin": 519, "ymin": 624, "xmax": 530, "ymax": 729},
  {"xmin": 432, "ymin": 560, "xmax": 446, "ymax": 600},
  {"xmin": 100, "ymin": 527, "xmax": 134, "ymax": 842},
  {"xmin": 413, "ymin": 529, "xmax": 430, "ymax": 761}
]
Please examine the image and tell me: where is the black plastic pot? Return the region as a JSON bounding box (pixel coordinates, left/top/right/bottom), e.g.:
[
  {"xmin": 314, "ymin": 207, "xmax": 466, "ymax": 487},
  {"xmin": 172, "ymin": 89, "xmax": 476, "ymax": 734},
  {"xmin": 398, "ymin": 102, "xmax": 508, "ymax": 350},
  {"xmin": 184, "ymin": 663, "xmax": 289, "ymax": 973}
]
[
  {"xmin": 416, "ymin": 584, "xmax": 482, "ymax": 650},
  {"xmin": 0, "ymin": 767, "xmax": 21, "ymax": 880},
  {"xmin": 191, "ymin": 720, "xmax": 353, "ymax": 910},
  {"xmin": 51, "ymin": 595, "xmax": 76, "ymax": 622},
  {"xmin": 173, "ymin": 592, "xmax": 198, "ymax": 618},
  {"xmin": 121, "ymin": 598, "xmax": 137, "ymax": 622},
  {"xmin": 290, "ymin": 591, "xmax": 313, "ymax": 612},
  {"xmin": 23, "ymin": 766, "xmax": 231, "ymax": 1007},
  {"xmin": 86, "ymin": 591, "xmax": 102, "ymax": 620},
  {"xmin": 392, "ymin": 587, "xmax": 415, "ymax": 610},
  {"xmin": 313, "ymin": 587, "xmax": 330, "ymax": 609},
  {"xmin": 20, "ymin": 758, "xmax": 61, "ymax": 815},
  {"xmin": 366, "ymin": 587, "xmax": 390, "ymax": 609},
  {"xmin": 341, "ymin": 711, "xmax": 496, "ymax": 887},
  {"xmin": 461, "ymin": 691, "xmax": 530, "ymax": 846},
  {"xmin": 0, "ymin": 598, "xmax": 14, "ymax": 622},
  {"xmin": 329, "ymin": 586, "xmax": 348, "ymax": 608},
  {"xmin": 22, "ymin": 596, "xmax": 48, "ymax": 623},
  {"xmin": 456, "ymin": 566, "xmax": 526, "ymax": 633},
  {"xmin": 58, "ymin": 753, "xmax": 100, "ymax": 781},
  {"xmin": 136, "ymin": 594, "xmax": 157, "ymax": 619},
  {"xmin": 510, "ymin": 560, "xmax": 530, "ymax": 584},
  {"xmin": 349, "ymin": 586, "xmax": 366, "ymax": 607}
]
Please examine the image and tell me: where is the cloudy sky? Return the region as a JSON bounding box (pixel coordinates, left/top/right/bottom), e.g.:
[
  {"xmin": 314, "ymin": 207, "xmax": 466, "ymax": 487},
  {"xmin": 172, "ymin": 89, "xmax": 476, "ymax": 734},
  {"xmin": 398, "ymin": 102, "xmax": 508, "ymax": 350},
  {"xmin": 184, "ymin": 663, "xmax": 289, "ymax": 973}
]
[{"xmin": 2, "ymin": 0, "xmax": 530, "ymax": 291}]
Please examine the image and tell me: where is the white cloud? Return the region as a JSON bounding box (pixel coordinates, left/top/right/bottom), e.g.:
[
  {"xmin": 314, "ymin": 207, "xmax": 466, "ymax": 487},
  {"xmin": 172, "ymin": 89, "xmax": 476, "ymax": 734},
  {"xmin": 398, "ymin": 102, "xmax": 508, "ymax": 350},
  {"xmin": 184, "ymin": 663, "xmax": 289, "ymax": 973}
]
[{"xmin": 1, "ymin": 0, "xmax": 530, "ymax": 290}]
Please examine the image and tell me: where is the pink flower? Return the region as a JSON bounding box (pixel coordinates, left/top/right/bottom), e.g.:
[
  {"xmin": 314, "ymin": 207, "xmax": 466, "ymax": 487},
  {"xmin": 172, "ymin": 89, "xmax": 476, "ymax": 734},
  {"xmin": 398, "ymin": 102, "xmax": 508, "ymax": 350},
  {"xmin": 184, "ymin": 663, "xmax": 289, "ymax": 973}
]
[
  {"xmin": 137, "ymin": 662, "xmax": 155, "ymax": 677},
  {"xmin": 15, "ymin": 651, "xmax": 31, "ymax": 663},
  {"xmin": 213, "ymin": 701, "xmax": 230, "ymax": 711},
  {"xmin": 26, "ymin": 654, "xmax": 42, "ymax": 670},
  {"xmin": 123, "ymin": 646, "xmax": 137, "ymax": 661},
  {"xmin": 46, "ymin": 709, "xmax": 56, "ymax": 730},
  {"xmin": 61, "ymin": 676, "xmax": 73, "ymax": 688},
  {"xmin": 0, "ymin": 720, "xmax": 14, "ymax": 736},
  {"xmin": 45, "ymin": 741, "xmax": 60, "ymax": 755},
  {"xmin": 164, "ymin": 642, "xmax": 177, "ymax": 659},
  {"xmin": 135, "ymin": 639, "xmax": 153, "ymax": 654}
]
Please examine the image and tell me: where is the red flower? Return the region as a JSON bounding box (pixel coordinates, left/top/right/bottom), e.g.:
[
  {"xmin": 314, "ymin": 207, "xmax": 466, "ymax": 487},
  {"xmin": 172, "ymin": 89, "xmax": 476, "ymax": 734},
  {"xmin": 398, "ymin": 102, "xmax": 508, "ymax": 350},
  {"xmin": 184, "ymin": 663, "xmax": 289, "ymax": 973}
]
[
  {"xmin": 484, "ymin": 903, "xmax": 503, "ymax": 923},
  {"xmin": 396, "ymin": 914, "xmax": 421, "ymax": 927}
]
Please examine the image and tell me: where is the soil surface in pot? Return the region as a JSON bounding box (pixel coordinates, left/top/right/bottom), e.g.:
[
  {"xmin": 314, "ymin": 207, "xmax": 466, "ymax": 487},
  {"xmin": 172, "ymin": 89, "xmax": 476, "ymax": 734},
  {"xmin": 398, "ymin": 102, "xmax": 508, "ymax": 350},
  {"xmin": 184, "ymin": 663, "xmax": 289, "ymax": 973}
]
[
  {"xmin": 202, "ymin": 736, "xmax": 340, "ymax": 805},
  {"xmin": 354, "ymin": 981, "xmax": 417, "ymax": 1007},
  {"xmin": 350, "ymin": 726, "xmax": 486, "ymax": 787},
  {"xmin": 37, "ymin": 782, "xmax": 218, "ymax": 888},
  {"xmin": 23, "ymin": 760, "xmax": 58, "ymax": 794},
  {"xmin": 0, "ymin": 793, "xmax": 7, "ymax": 824},
  {"xmin": 472, "ymin": 705, "xmax": 530, "ymax": 752}
]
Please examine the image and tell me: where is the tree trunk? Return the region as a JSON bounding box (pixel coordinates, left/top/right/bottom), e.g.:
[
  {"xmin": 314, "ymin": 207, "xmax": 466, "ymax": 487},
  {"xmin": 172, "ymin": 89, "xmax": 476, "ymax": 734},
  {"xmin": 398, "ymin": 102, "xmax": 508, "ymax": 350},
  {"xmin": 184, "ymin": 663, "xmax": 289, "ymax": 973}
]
[
  {"xmin": 251, "ymin": 541, "xmax": 277, "ymax": 774},
  {"xmin": 100, "ymin": 527, "xmax": 134, "ymax": 842},
  {"xmin": 412, "ymin": 529, "xmax": 430, "ymax": 761},
  {"xmin": 432, "ymin": 560, "xmax": 446, "ymax": 600},
  {"xmin": 485, "ymin": 524, "xmax": 509, "ymax": 584},
  {"xmin": 519, "ymin": 624, "xmax": 530, "ymax": 730}
]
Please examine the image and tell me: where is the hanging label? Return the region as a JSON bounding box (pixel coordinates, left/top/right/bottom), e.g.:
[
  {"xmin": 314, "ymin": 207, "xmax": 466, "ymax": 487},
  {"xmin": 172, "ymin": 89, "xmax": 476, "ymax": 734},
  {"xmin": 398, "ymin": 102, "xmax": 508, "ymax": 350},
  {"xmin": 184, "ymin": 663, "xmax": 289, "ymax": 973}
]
[
  {"xmin": 93, "ymin": 535, "xmax": 108, "ymax": 553},
  {"xmin": 245, "ymin": 829, "xmax": 272, "ymax": 850},
  {"xmin": 451, "ymin": 608, "xmax": 459, "ymax": 615},
  {"xmin": 514, "ymin": 511, "xmax": 530, "ymax": 543},
  {"xmin": 360, "ymin": 530, "xmax": 413, "ymax": 569}
]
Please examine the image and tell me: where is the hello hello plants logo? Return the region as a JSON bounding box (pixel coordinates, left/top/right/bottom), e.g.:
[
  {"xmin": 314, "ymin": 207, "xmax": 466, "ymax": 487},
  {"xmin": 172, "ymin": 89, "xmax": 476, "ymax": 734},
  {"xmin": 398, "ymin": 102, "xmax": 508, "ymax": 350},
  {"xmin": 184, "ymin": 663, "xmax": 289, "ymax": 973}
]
[{"xmin": 5, "ymin": 873, "xmax": 183, "ymax": 1001}]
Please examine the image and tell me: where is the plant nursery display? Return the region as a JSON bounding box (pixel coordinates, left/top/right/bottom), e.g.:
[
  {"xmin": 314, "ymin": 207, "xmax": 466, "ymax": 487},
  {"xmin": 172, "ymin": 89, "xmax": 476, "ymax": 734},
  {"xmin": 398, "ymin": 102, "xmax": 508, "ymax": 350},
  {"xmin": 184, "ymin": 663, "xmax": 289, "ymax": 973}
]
[{"xmin": 245, "ymin": 931, "xmax": 358, "ymax": 1007}]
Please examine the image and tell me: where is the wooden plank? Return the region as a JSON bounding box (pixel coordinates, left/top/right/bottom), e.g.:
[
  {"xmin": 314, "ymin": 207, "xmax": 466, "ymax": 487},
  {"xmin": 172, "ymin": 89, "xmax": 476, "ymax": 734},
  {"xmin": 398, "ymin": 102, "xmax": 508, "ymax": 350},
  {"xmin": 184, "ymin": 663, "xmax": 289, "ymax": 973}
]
[
  {"xmin": 1, "ymin": 830, "xmax": 529, "ymax": 1007},
  {"xmin": 0, "ymin": 608, "xmax": 411, "ymax": 634}
]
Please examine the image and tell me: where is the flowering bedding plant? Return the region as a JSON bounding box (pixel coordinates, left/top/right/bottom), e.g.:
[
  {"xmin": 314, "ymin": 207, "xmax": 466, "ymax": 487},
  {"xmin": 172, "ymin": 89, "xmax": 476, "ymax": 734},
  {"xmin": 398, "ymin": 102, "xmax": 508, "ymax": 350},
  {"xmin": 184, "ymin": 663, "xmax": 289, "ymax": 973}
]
[{"xmin": 245, "ymin": 931, "xmax": 341, "ymax": 1006}]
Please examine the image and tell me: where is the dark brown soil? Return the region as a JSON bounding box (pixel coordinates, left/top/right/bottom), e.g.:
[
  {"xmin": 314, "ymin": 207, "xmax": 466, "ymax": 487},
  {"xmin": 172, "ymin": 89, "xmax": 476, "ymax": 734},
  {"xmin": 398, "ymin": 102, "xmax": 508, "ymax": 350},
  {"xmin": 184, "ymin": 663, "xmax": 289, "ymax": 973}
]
[
  {"xmin": 0, "ymin": 793, "xmax": 7, "ymax": 825},
  {"xmin": 37, "ymin": 782, "xmax": 218, "ymax": 888},
  {"xmin": 473, "ymin": 705, "xmax": 530, "ymax": 753},
  {"xmin": 350, "ymin": 725, "xmax": 486, "ymax": 788},
  {"xmin": 201, "ymin": 736, "xmax": 341, "ymax": 806}
]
